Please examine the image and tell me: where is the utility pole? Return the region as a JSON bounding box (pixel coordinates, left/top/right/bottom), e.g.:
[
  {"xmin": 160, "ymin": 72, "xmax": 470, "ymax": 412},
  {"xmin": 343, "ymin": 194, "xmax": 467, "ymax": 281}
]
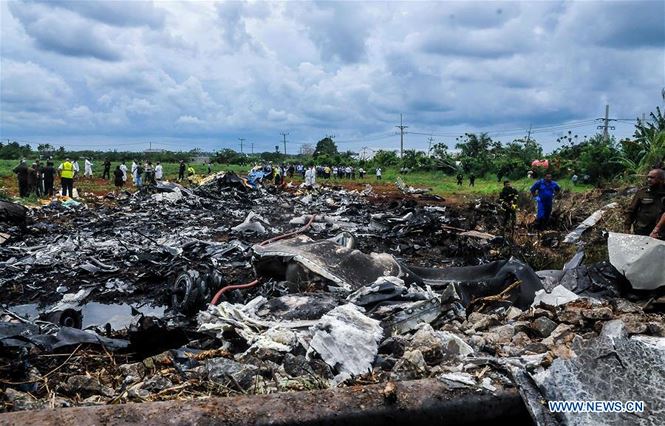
[
  {"xmin": 525, "ymin": 124, "xmax": 532, "ymax": 144},
  {"xmin": 602, "ymin": 104, "xmax": 610, "ymax": 140},
  {"xmin": 596, "ymin": 104, "xmax": 615, "ymax": 141},
  {"xmin": 238, "ymin": 138, "xmax": 245, "ymax": 154},
  {"xmin": 251, "ymin": 141, "xmax": 254, "ymax": 155},
  {"xmin": 396, "ymin": 114, "xmax": 408, "ymax": 158},
  {"xmin": 280, "ymin": 132, "xmax": 289, "ymax": 155},
  {"xmin": 427, "ymin": 136, "xmax": 434, "ymax": 156}
]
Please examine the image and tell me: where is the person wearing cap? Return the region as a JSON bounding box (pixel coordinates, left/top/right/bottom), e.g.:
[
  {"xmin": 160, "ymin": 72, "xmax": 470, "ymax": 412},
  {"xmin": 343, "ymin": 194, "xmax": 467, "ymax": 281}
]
[{"xmin": 58, "ymin": 157, "xmax": 75, "ymax": 197}]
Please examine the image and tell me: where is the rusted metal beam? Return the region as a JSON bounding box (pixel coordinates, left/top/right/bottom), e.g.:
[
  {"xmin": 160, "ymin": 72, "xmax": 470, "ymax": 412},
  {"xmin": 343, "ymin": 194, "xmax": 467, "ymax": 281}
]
[{"xmin": 0, "ymin": 379, "xmax": 529, "ymax": 425}]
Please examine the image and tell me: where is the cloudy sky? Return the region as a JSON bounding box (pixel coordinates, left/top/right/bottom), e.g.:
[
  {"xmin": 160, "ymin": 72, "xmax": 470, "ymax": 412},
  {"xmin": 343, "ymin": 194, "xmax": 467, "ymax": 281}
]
[{"xmin": 1, "ymin": 0, "xmax": 663, "ymax": 154}]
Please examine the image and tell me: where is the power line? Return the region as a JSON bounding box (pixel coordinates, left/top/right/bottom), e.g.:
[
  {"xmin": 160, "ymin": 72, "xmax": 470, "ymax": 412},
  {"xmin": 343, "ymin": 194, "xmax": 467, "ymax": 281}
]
[{"xmin": 409, "ymin": 119, "xmax": 599, "ymax": 138}]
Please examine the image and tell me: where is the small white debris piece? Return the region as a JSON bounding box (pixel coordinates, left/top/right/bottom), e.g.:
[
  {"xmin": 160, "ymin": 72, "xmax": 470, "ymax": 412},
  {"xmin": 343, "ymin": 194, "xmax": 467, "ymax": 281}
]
[
  {"xmin": 532, "ymin": 285, "xmax": 579, "ymax": 307},
  {"xmin": 307, "ymin": 304, "xmax": 383, "ymax": 385}
]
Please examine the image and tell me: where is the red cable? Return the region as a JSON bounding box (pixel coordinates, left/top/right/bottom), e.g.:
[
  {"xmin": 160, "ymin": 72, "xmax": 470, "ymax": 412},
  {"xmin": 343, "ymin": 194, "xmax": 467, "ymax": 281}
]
[
  {"xmin": 209, "ymin": 214, "xmax": 318, "ymax": 306},
  {"xmin": 210, "ymin": 279, "xmax": 260, "ymax": 306}
]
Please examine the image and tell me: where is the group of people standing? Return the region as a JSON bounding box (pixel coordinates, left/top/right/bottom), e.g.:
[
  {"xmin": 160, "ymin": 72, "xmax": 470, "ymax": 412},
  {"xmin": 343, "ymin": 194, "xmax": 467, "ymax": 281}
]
[
  {"xmin": 121, "ymin": 160, "xmax": 165, "ymax": 189},
  {"xmin": 12, "ymin": 160, "xmax": 57, "ymax": 198},
  {"xmin": 12, "ymin": 157, "xmax": 171, "ymax": 198}
]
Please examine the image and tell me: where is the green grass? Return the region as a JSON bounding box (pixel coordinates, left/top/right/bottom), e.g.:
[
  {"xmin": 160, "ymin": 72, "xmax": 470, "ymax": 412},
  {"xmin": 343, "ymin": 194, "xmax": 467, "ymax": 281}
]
[
  {"xmin": 382, "ymin": 169, "xmax": 593, "ymax": 196},
  {"xmin": 0, "ymin": 159, "xmax": 593, "ymax": 198}
]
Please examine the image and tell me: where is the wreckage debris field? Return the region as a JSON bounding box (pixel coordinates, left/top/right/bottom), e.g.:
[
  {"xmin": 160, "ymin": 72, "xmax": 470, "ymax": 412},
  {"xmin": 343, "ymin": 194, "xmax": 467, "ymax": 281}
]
[{"xmin": 0, "ymin": 175, "xmax": 663, "ymax": 426}]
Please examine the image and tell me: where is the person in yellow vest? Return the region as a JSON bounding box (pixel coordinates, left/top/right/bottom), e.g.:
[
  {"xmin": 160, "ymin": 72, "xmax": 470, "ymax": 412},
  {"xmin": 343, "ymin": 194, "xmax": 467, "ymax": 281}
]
[
  {"xmin": 187, "ymin": 165, "xmax": 196, "ymax": 184},
  {"xmin": 58, "ymin": 157, "xmax": 76, "ymax": 197}
]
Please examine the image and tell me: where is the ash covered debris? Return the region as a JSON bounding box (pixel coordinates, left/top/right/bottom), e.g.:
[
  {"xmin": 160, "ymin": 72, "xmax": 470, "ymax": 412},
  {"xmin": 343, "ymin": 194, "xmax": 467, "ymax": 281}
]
[{"xmin": 0, "ymin": 174, "xmax": 664, "ymax": 426}]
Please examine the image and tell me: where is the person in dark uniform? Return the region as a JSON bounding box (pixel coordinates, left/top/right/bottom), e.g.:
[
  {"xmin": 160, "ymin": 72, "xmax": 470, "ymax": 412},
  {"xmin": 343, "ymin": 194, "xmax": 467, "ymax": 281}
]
[
  {"xmin": 28, "ymin": 163, "xmax": 39, "ymax": 197},
  {"xmin": 626, "ymin": 168, "xmax": 665, "ymax": 236},
  {"xmin": 43, "ymin": 161, "xmax": 56, "ymax": 197},
  {"xmin": 456, "ymin": 173, "xmax": 464, "ymax": 187},
  {"xmin": 113, "ymin": 165, "xmax": 124, "ymax": 193},
  {"xmin": 13, "ymin": 160, "xmax": 29, "ymax": 197},
  {"xmin": 499, "ymin": 180, "xmax": 520, "ymax": 231},
  {"xmin": 102, "ymin": 159, "xmax": 111, "ymax": 180},
  {"xmin": 178, "ymin": 160, "xmax": 186, "ymax": 181},
  {"xmin": 469, "ymin": 173, "xmax": 476, "ymax": 187}
]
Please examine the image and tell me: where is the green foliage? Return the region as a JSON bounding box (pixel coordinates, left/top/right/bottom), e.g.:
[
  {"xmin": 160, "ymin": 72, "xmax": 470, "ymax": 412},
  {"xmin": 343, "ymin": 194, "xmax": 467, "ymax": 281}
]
[
  {"xmin": 401, "ymin": 149, "xmax": 432, "ymax": 169},
  {"xmin": 372, "ymin": 150, "xmax": 399, "ymax": 167},
  {"xmin": 455, "ymin": 133, "xmax": 497, "ymax": 176},
  {"xmin": 213, "ymin": 148, "xmax": 246, "ymax": 165},
  {"xmin": 634, "ymin": 106, "xmax": 665, "ymax": 143},
  {"xmin": 639, "ymin": 131, "xmax": 665, "ymax": 171},
  {"xmin": 258, "ymin": 151, "xmax": 283, "ymax": 163},
  {"xmin": 0, "ymin": 142, "xmax": 33, "ymax": 160},
  {"xmin": 555, "ymin": 134, "xmax": 623, "ymax": 184},
  {"xmin": 313, "ymin": 137, "xmax": 338, "ymax": 157},
  {"xmin": 429, "ymin": 143, "xmax": 457, "ymax": 173}
]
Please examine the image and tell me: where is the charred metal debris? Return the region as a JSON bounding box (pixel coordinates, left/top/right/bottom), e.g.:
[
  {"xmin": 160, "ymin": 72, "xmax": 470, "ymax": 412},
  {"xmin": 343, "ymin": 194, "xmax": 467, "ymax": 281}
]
[{"xmin": 0, "ymin": 174, "xmax": 664, "ymax": 425}]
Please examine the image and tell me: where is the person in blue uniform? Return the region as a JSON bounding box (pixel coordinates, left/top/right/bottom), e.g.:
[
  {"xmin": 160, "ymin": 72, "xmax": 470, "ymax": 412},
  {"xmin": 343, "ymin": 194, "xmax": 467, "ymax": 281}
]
[{"xmin": 530, "ymin": 173, "xmax": 560, "ymax": 230}]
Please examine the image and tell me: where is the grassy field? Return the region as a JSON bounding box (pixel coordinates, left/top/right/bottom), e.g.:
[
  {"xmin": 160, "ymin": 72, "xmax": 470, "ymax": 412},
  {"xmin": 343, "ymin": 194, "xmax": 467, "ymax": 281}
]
[{"xmin": 0, "ymin": 159, "xmax": 592, "ymax": 199}]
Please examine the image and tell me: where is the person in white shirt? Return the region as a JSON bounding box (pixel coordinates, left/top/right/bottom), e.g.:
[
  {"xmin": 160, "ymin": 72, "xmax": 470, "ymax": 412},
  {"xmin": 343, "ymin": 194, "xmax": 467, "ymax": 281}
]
[
  {"xmin": 73, "ymin": 160, "xmax": 80, "ymax": 176},
  {"xmin": 119, "ymin": 161, "xmax": 128, "ymax": 182},
  {"xmin": 155, "ymin": 162, "xmax": 163, "ymax": 180},
  {"xmin": 131, "ymin": 160, "xmax": 138, "ymax": 185},
  {"xmin": 304, "ymin": 166, "xmax": 316, "ymax": 187},
  {"xmin": 376, "ymin": 167, "xmax": 382, "ymax": 180},
  {"xmin": 84, "ymin": 158, "xmax": 93, "ymax": 178}
]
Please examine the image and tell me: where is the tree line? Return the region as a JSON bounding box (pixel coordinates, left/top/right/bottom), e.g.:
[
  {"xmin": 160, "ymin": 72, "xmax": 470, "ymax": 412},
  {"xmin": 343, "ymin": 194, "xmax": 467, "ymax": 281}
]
[{"xmin": 4, "ymin": 107, "xmax": 664, "ymax": 186}]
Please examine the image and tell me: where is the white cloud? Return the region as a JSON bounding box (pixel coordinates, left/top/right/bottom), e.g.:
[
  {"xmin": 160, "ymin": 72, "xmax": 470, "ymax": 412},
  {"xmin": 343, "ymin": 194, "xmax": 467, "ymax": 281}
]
[
  {"xmin": 175, "ymin": 115, "xmax": 204, "ymax": 125},
  {"xmin": 1, "ymin": 0, "xmax": 663, "ymax": 152}
]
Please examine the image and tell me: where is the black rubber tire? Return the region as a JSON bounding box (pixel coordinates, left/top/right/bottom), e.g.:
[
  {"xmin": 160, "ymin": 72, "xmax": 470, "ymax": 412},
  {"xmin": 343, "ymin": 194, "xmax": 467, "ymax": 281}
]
[{"xmin": 172, "ymin": 270, "xmax": 201, "ymax": 316}]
